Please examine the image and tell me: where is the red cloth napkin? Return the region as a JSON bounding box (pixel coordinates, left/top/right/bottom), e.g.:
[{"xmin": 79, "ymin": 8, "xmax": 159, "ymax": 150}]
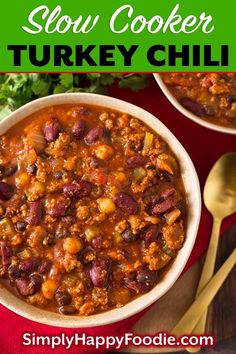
[{"xmin": 1, "ymin": 76, "xmax": 236, "ymax": 354}]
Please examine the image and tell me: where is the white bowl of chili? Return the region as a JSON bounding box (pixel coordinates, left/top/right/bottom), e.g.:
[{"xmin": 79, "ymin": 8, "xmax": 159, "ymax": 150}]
[
  {"xmin": 154, "ymin": 73, "xmax": 236, "ymax": 134},
  {"xmin": 0, "ymin": 93, "xmax": 201, "ymax": 328}
]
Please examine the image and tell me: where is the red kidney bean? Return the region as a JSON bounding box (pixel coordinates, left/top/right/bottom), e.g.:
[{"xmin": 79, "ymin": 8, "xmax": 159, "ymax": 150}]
[
  {"xmin": 143, "ymin": 225, "xmax": 159, "ymax": 245},
  {"xmin": 46, "ymin": 196, "xmax": 71, "ymax": 218},
  {"xmin": 127, "ymin": 155, "xmax": 147, "ymax": 168},
  {"xmin": 180, "ymin": 98, "xmax": 206, "ymax": 116},
  {"xmin": 114, "ymin": 192, "xmax": 140, "ymax": 215},
  {"xmin": 59, "ymin": 305, "xmax": 77, "ymax": 315},
  {"xmin": 71, "ymin": 107, "xmax": 90, "ymax": 118},
  {"xmin": 152, "ymin": 196, "xmax": 177, "ymax": 215},
  {"xmin": 26, "ymin": 201, "xmax": 44, "ymax": 225},
  {"xmin": 15, "ymin": 278, "xmax": 36, "ymax": 296},
  {"xmin": 123, "ymin": 277, "xmax": 150, "ymax": 294},
  {"xmin": 38, "ymin": 260, "xmax": 52, "ymax": 274},
  {"xmin": 55, "ymin": 290, "xmax": 72, "ymax": 306},
  {"xmin": 91, "ymin": 236, "xmax": 103, "ymax": 249},
  {"xmin": 0, "ymin": 182, "xmax": 14, "ymax": 201},
  {"xmin": 161, "ymin": 188, "xmax": 176, "ymax": 200},
  {"xmin": 72, "ymin": 119, "xmax": 86, "ymax": 140},
  {"xmin": 0, "ymin": 165, "xmax": 5, "ymax": 179},
  {"xmin": 44, "ymin": 118, "xmax": 61, "ymax": 142},
  {"xmin": 5, "ymin": 165, "xmax": 18, "ymax": 177},
  {"xmin": 90, "ymin": 258, "xmax": 110, "ymax": 288},
  {"xmin": 63, "ymin": 181, "xmax": 92, "ymax": 198},
  {"xmin": 85, "ymin": 126, "xmax": 104, "ymax": 144},
  {"xmin": 8, "ymin": 264, "xmax": 21, "ymax": 279},
  {"xmin": 0, "ymin": 241, "xmax": 12, "ymax": 266},
  {"xmin": 136, "ymin": 270, "xmax": 158, "ymax": 284},
  {"xmin": 19, "ymin": 258, "xmax": 39, "ymax": 273},
  {"xmin": 122, "ymin": 229, "xmax": 136, "ymax": 242}
]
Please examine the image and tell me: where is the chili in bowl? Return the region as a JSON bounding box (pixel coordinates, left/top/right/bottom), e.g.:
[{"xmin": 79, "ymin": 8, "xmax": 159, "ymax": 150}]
[
  {"xmin": 154, "ymin": 73, "xmax": 236, "ymax": 134},
  {"xmin": 0, "ymin": 93, "xmax": 201, "ymax": 327}
]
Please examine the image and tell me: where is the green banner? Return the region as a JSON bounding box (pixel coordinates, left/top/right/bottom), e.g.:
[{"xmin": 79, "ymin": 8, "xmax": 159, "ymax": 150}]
[{"xmin": 0, "ymin": 0, "xmax": 234, "ymax": 72}]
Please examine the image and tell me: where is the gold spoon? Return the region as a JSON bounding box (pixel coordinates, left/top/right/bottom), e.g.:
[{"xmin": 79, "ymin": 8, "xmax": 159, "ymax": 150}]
[
  {"xmin": 172, "ymin": 248, "xmax": 236, "ymax": 336},
  {"xmin": 172, "ymin": 152, "xmax": 236, "ymax": 351}
]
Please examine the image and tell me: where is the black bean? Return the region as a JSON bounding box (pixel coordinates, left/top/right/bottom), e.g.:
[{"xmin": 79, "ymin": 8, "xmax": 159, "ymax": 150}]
[
  {"xmin": 54, "ymin": 171, "xmax": 63, "ymax": 179},
  {"xmin": 227, "ymin": 96, "xmax": 236, "ymax": 104},
  {"xmin": 122, "ymin": 230, "xmax": 136, "ymax": 243},
  {"xmin": 0, "ymin": 165, "xmax": 5, "ymax": 179},
  {"xmin": 72, "ymin": 119, "xmax": 86, "ymax": 140},
  {"xmin": 55, "ymin": 290, "xmax": 72, "ymax": 306},
  {"xmin": 43, "ymin": 234, "xmax": 56, "ymax": 246},
  {"xmin": 55, "ymin": 225, "xmax": 69, "ymax": 239},
  {"xmin": 44, "ymin": 118, "xmax": 61, "ymax": 142},
  {"xmin": 16, "ymin": 221, "xmax": 27, "ymax": 232},
  {"xmin": 26, "ymin": 201, "xmax": 44, "ymax": 225},
  {"xmin": 27, "ymin": 164, "xmax": 37, "ymax": 175},
  {"xmin": 59, "ymin": 305, "xmax": 77, "ymax": 315},
  {"xmin": 5, "ymin": 165, "xmax": 18, "ymax": 177},
  {"xmin": 114, "ymin": 192, "xmax": 139, "ymax": 215},
  {"xmin": 30, "ymin": 273, "xmax": 43, "ymax": 291},
  {"xmin": 8, "ymin": 264, "xmax": 21, "ymax": 279},
  {"xmin": 0, "ymin": 182, "xmax": 14, "ymax": 201}
]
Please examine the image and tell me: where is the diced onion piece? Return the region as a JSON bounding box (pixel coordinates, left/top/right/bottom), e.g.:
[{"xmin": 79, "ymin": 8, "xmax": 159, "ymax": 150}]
[
  {"xmin": 143, "ymin": 132, "xmax": 154, "ymax": 150},
  {"xmin": 85, "ymin": 226, "xmax": 100, "ymax": 242},
  {"xmin": 26, "ymin": 128, "xmax": 46, "ymax": 152},
  {"xmin": 0, "ymin": 218, "xmax": 15, "ymax": 239},
  {"xmin": 133, "ymin": 167, "xmax": 147, "ymax": 183},
  {"xmin": 156, "ymin": 153, "xmax": 175, "ymax": 175},
  {"xmin": 165, "ymin": 208, "xmax": 181, "ymax": 225}
]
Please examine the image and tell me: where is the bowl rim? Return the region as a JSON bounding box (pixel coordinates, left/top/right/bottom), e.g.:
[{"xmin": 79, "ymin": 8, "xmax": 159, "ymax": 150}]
[
  {"xmin": 153, "ymin": 73, "xmax": 236, "ymax": 135},
  {"xmin": 0, "ymin": 93, "xmax": 202, "ymax": 328}
]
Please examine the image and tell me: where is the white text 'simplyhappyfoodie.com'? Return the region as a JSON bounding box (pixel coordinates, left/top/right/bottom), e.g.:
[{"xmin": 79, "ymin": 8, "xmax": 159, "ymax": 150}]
[{"xmin": 22, "ymin": 332, "xmax": 215, "ymax": 350}]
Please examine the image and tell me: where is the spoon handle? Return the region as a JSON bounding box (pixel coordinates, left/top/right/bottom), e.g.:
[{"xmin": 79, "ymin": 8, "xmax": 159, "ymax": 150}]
[
  {"xmin": 196, "ymin": 217, "xmax": 222, "ymax": 296},
  {"xmin": 172, "ymin": 248, "xmax": 236, "ymax": 338},
  {"xmin": 185, "ymin": 217, "xmax": 222, "ymax": 352}
]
